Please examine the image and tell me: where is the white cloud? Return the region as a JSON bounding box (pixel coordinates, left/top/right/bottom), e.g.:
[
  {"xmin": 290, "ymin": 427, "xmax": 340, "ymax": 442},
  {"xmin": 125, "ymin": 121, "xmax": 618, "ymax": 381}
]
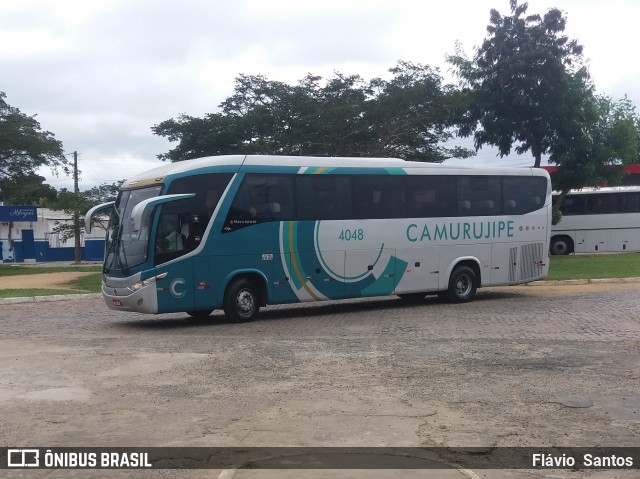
[{"xmin": 3, "ymin": 0, "xmax": 639, "ymax": 192}]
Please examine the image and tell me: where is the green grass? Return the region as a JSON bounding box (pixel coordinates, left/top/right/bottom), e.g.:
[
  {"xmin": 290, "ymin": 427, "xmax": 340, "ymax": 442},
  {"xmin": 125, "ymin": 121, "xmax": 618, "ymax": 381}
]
[
  {"xmin": 0, "ymin": 264, "xmax": 102, "ymax": 277},
  {"xmin": 68, "ymin": 272, "xmax": 102, "ymax": 292},
  {"xmin": 0, "ymin": 268, "xmax": 102, "ymax": 298},
  {"xmin": 547, "ymin": 253, "xmax": 640, "ymax": 281}
]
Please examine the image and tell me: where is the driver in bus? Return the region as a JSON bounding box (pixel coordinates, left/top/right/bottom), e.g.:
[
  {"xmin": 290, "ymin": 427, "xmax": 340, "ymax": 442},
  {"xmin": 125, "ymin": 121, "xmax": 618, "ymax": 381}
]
[{"xmin": 156, "ymin": 214, "xmax": 184, "ymax": 253}]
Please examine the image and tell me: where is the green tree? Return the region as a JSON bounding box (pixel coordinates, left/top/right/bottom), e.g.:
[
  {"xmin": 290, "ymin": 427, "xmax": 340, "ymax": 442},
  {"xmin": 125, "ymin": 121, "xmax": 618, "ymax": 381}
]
[
  {"xmin": 0, "ymin": 92, "xmax": 68, "ymax": 180},
  {"xmin": 50, "ymin": 182, "xmax": 122, "ymax": 242},
  {"xmin": 367, "ymin": 62, "xmax": 473, "ymax": 161},
  {"xmin": 0, "ymin": 172, "xmax": 58, "ymax": 205},
  {"xmin": 549, "ymin": 95, "xmax": 640, "ymax": 223},
  {"xmin": 447, "ymin": 0, "xmax": 588, "ymax": 167},
  {"xmin": 152, "ymin": 62, "xmax": 473, "ymax": 163}
]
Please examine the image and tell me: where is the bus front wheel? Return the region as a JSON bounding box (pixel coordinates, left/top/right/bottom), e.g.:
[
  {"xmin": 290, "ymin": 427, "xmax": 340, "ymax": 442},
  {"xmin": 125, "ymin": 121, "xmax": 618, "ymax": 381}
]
[
  {"xmin": 224, "ymin": 278, "xmax": 259, "ymax": 322},
  {"xmin": 444, "ymin": 265, "xmax": 477, "ymax": 303},
  {"xmin": 550, "ymin": 236, "xmax": 573, "ymax": 255}
]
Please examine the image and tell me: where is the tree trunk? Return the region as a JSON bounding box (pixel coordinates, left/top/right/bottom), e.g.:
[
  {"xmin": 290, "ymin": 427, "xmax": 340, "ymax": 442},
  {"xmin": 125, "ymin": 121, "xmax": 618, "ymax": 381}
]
[{"xmin": 533, "ymin": 152, "xmax": 542, "ymax": 168}]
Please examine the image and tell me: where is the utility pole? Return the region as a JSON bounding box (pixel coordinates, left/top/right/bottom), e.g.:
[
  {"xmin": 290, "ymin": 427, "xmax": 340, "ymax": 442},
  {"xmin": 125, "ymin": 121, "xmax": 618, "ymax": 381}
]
[{"xmin": 73, "ymin": 151, "xmax": 82, "ymax": 264}]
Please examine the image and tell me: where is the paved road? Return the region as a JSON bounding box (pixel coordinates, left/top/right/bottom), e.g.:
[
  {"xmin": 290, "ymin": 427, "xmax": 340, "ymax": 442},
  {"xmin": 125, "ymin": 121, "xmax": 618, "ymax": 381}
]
[{"xmin": 1, "ymin": 282, "xmax": 639, "ymax": 478}]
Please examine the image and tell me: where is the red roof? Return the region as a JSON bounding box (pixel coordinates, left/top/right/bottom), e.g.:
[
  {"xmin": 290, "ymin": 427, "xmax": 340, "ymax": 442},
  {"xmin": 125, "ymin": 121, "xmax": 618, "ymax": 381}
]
[{"xmin": 542, "ymin": 164, "xmax": 640, "ymax": 173}]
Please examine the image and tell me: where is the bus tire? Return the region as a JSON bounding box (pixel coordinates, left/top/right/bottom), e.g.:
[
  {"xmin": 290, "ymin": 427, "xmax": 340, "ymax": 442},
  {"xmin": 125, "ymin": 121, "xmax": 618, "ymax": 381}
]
[
  {"xmin": 445, "ymin": 265, "xmax": 477, "ymax": 303},
  {"xmin": 186, "ymin": 310, "xmax": 213, "ymax": 318},
  {"xmin": 550, "ymin": 236, "xmax": 573, "ymax": 255},
  {"xmin": 224, "ymin": 278, "xmax": 259, "ymax": 322}
]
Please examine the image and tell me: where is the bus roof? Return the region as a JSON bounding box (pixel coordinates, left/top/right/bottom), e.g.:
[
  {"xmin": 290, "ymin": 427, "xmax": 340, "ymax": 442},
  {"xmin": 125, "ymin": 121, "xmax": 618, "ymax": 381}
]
[{"xmin": 122, "ymin": 155, "xmax": 548, "ymax": 189}]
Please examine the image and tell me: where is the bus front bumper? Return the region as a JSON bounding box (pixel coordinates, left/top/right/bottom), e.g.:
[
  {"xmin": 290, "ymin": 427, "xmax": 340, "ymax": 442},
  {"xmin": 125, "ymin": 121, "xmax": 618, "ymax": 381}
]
[{"xmin": 102, "ymin": 275, "xmax": 159, "ymax": 314}]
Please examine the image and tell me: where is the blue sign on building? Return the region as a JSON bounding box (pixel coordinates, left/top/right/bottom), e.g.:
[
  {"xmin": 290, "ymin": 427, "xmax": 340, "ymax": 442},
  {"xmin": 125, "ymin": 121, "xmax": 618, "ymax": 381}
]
[{"xmin": 0, "ymin": 206, "xmax": 38, "ymax": 222}]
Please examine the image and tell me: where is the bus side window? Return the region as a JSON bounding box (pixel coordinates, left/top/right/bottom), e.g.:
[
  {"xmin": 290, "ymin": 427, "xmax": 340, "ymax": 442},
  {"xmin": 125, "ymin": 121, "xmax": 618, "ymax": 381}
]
[
  {"xmin": 622, "ymin": 193, "xmax": 640, "ymax": 213},
  {"xmin": 205, "ymin": 189, "xmax": 221, "ymax": 219},
  {"xmin": 225, "ymin": 174, "xmax": 294, "ymax": 230},
  {"xmin": 163, "ymin": 173, "xmax": 233, "ymax": 249},
  {"xmin": 530, "ymin": 196, "xmax": 542, "ymax": 209},
  {"xmin": 503, "ymin": 177, "xmax": 547, "ymax": 215},
  {"xmin": 475, "ymin": 199, "xmax": 495, "ymax": 215},
  {"xmin": 503, "ymin": 199, "xmax": 517, "ymax": 213},
  {"xmin": 251, "ymin": 176, "xmax": 293, "ymax": 221},
  {"xmin": 155, "ymin": 212, "xmax": 184, "ymax": 260},
  {"xmin": 407, "ymin": 176, "xmax": 456, "ymax": 217},
  {"xmin": 458, "ymin": 200, "xmax": 471, "ymax": 215},
  {"xmin": 296, "ymin": 175, "xmax": 352, "ymax": 220},
  {"xmin": 352, "ymin": 176, "xmax": 406, "ymax": 219},
  {"xmin": 563, "ymin": 196, "xmax": 586, "ymax": 215},
  {"xmin": 457, "ymin": 176, "xmax": 501, "ymax": 216},
  {"xmin": 587, "ymin": 194, "xmax": 619, "ymax": 214}
]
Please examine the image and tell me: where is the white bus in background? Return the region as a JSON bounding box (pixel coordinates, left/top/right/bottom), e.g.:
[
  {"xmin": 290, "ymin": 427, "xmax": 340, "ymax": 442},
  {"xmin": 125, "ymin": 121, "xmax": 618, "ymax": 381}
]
[{"xmin": 550, "ymin": 186, "xmax": 640, "ymax": 255}]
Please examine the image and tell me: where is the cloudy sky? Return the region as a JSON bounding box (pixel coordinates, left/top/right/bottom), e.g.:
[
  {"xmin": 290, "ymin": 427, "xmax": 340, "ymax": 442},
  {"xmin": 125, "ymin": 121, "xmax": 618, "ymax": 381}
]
[{"xmin": 3, "ymin": 0, "xmax": 639, "ymax": 191}]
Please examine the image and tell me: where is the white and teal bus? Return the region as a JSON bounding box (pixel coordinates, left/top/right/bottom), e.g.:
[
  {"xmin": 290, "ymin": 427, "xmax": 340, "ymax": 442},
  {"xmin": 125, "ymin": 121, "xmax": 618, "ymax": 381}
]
[{"xmin": 87, "ymin": 155, "xmax": 551, "ymax": 321}]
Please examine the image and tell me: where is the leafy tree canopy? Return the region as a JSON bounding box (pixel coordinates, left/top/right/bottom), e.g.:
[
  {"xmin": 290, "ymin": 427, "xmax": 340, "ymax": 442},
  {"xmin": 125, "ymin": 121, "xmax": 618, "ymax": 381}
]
[
  {"xmin": 51, "ymin": 181, "xmax": 122, "ymax": 241},
  {"xmin": 0, "ymin": 172, "xmax": 58, "ymax": 206},
  {"xmin": 0, "ymin": 91, "xmax": 68, "ymax": 180},
  {"xmin": 448, "ymin": 0, "xmax": 589, "ymax": 167},
  {"xmin": 52, "ymin": 182, "xmax": 121, "ymax": 215},
  {"xmin": 153, "ymin": 61, "xmax": 474, "ymax": 163},
  {"xmin": 549, "ymin": 94, "xmax": 640, "ymax": 223}
]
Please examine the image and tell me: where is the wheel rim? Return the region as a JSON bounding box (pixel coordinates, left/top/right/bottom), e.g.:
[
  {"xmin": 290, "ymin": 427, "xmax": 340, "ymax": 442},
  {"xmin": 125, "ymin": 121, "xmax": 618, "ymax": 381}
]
[
  {"xmin": 455, "ymin": 273, "xmax": 472, "ymax": 297},
  {"xmin": 236, "ymin": 288, "xmax": 254, "ymax": 315},
  {"xmin": 552, "ymin": 241, "xmax": 568, "ymax": 255}
]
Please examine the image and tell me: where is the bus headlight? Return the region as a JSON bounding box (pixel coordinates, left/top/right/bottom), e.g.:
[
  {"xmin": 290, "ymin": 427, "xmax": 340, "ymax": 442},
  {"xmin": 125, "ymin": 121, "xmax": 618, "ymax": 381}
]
[
  {"xmin": 129, "ymin": 277, "xmax": 156, "ymax": 292},
  {"xmin": 129, "ymin": 272, "xmax": 167, "ymax": 292}
]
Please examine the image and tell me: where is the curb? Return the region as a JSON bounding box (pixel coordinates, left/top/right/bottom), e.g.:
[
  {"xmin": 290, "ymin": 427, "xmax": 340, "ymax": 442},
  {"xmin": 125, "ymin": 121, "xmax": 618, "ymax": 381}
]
[
  {"xmin": 0, "ymin": 293, "xmax": 102, "ymax": 305},
  {"xmin": 527, "ymin": 277, "xmax": 640, "ymax": 286}
]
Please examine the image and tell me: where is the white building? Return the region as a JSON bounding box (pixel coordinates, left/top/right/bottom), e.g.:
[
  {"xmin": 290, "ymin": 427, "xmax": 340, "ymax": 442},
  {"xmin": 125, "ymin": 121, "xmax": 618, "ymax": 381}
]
[{"xmin": 0, "ymin": 206, "xmax": 106, "ymax": 263}]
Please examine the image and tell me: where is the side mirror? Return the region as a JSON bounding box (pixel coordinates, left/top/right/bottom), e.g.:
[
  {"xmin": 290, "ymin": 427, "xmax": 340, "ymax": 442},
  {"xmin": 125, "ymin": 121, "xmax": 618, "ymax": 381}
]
[
  {"xmin": 130, "ymin": 194, "xmax": 195, "ymax": 232},
  {"xmin": 85, "ymin": 201, "xmax": 115, "ymax": 234}
]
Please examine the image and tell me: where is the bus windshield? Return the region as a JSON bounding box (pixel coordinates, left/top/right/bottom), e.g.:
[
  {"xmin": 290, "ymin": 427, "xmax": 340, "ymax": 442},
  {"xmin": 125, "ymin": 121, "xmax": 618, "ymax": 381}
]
[{"xmin": 105, "ymin": 185, "xmax": 162, "ymax": 272}]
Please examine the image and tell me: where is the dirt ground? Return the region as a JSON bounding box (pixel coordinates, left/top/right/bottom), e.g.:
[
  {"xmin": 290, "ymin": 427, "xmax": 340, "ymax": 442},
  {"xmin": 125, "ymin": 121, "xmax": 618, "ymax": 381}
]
[
  {"xmin": 0, "ymin": 271, "xmax": 95, "ymax": 290},
  {"xmin": 1, "ymin": 277, "xmax": 639, "ymax": 478}
]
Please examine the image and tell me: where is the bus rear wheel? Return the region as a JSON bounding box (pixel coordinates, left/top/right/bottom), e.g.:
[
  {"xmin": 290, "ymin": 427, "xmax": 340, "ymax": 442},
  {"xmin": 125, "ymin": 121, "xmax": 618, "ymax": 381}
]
[
  {"xmin": 444, "ymin": 265, "xmax": 477, "ymax": 303},
  {"xmin": 550, "ymin": 236, "xmax": 573, "ymax": 255},
  {"xmin": 224, "ymin": 278, "xmax": 259, "ymax": 322}
]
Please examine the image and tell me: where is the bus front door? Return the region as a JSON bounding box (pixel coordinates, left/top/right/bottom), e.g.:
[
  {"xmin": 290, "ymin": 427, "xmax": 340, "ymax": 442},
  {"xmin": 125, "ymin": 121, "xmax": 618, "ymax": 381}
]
[{"xmin": 155, "ymin": 258, "xmax": 195, "ymax": 313}]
